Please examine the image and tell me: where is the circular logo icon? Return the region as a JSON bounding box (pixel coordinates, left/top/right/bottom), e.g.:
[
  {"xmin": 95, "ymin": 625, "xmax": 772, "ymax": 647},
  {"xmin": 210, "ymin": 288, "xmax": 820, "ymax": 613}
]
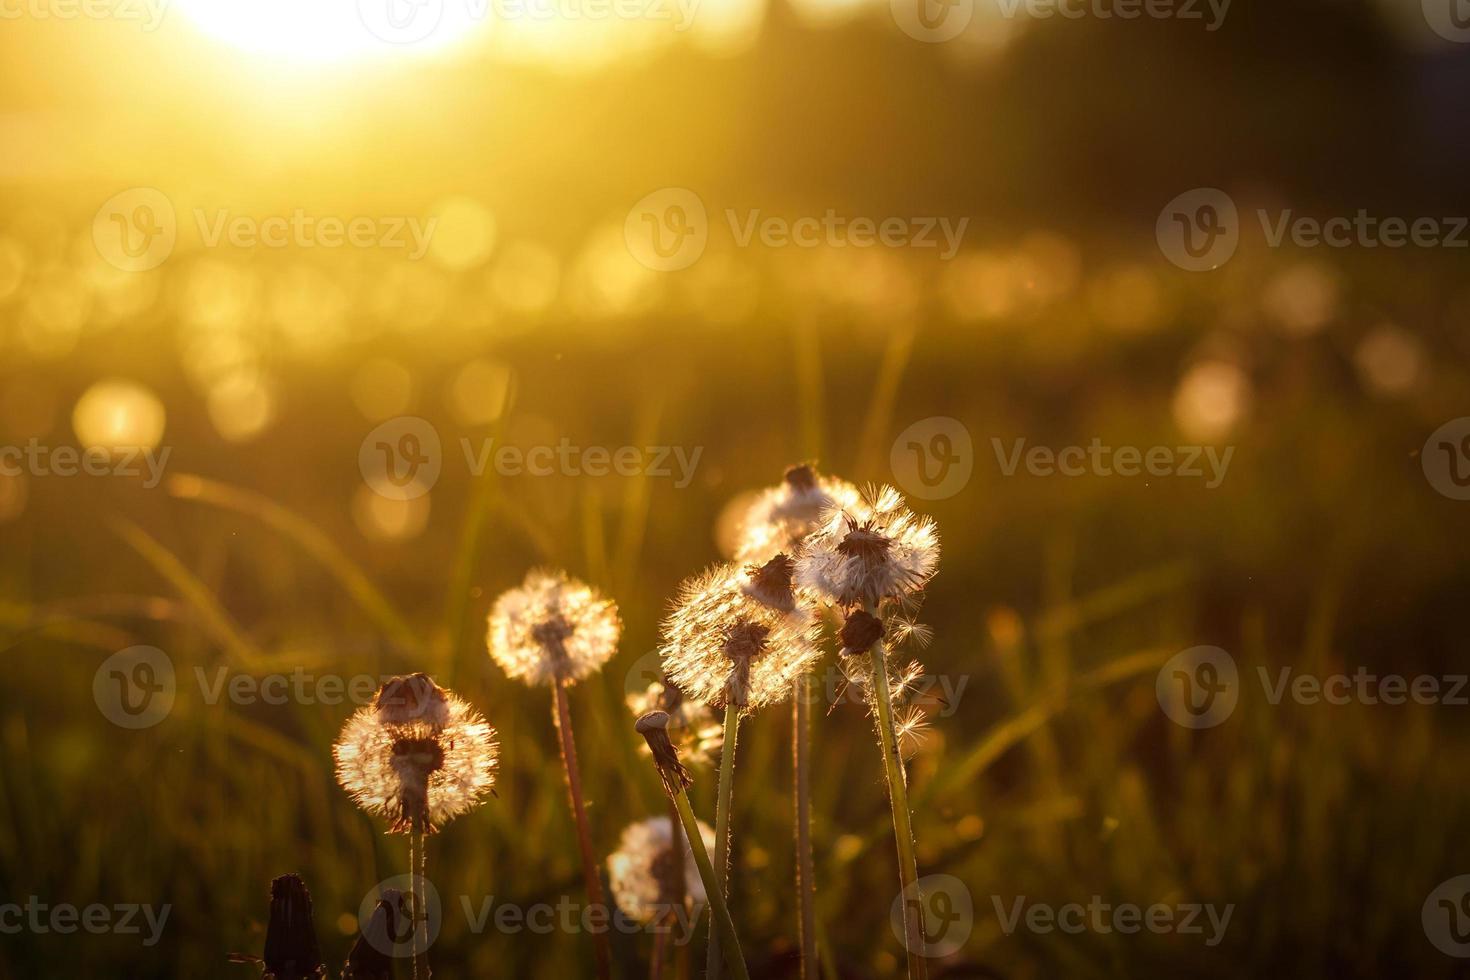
[
  {"xmin": 891, "ymin": 0, "xmax": 973, "ymax": 42},
  {"xmin": 1424, "ymin": 875, "xmax": 1470, "ymax": 957},
  {"xmin": 93, "ymin": 645, "xmax": 175, "ymax": 729},
  {"xmin": 1156, "ymin": 188, "xmax": 1239, "ymax": 272},
  {"xmin": 1423, "ymin": 0, "xmax": 1470, "ymax": 44},
  {"xmin": 360, "ymin": 417, "xmax": 442, "ymax": 501},
  {"xmin": 625, "ymin": 188, "xmax": 708, "ymax": 272},
  {"xmin": 358, "ymin": 0, "xmax": 446, "ymax": 44},
  {"xmin": 360, "ymin": 875, "xmax": 442, "ymax": 959},
  {"xmin": 1157, "ymin": 646, "xmax": 1238, "ymax": 729},
  {"xmin": 93, "ymin": 188, "xmax": 177, "ymax": 273},
  {"xmin": 891, "ymin": 417, "xmax": 974, "ymax": 501},
  {"xmin": 890, "ymin": 874, "xmax": 973, "ymax": 958},
  {"xmin": 1422, "ymin": 418, "xmax": 1470, "ymax": 500}
]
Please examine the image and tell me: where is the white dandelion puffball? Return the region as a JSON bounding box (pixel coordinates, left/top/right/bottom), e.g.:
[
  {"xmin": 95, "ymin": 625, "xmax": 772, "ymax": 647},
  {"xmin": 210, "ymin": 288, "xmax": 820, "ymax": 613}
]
[
  {"xmin": 733, "ymin": 464, "xmax": 862, "ymax": 564},
  {"xmin": 488, "ymin": 569, "xmax": 622, "ymax": 687},
  {"xmin": 796, "ymin": 485, "xmax": 940, "ymax": 609},
  {"xmin": 607, "ymin": 816, "xmax": 715, "ymax": 925},
  {"xmin": 334, "ymin": 675, "xmax": 498, "ymax": 834},
  {"xmin": 659, "ymin": 561, "xmax": 820, "ymax": 712}
]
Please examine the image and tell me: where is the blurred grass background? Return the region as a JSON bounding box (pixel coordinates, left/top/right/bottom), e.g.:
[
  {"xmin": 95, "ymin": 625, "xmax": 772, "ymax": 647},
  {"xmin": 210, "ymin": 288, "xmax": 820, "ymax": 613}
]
[{"xmin": 3, "ymin": 0, "xmax": 1470, "ymax": 976}]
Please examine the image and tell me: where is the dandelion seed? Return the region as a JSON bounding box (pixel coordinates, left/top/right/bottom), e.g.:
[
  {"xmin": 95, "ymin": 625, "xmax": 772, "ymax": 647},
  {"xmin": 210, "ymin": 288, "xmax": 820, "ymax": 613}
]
[
  {"xmin": 795, "ymin": 485, "xmax": 940, "ymax": 610},
  {"xmin": 607, "ymin": 816, "xmax": 715, "ymax": 926},
  {"xmin": 333, "ymin": 674, "xmax": 498, "ymax": 834},
  {"xmin": 487, "ymin": 569, "xmax": 621, "ymax": 688},
  {"xmin": 894, "ymin": 706, "xmax": 932, "ymax": 759},
  {"xmin": 733, "ymin": 464, "xmax": 862, "ymax": 564},
  {"xmin": 660, "ymin": 559, "xmax": 820, "ymax": 712}
]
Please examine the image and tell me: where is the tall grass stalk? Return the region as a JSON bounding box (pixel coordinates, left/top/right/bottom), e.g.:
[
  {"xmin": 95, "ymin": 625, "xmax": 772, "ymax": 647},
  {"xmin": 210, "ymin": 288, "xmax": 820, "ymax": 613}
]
[
  {"xmin": 551, "ymin": 677, "xmax": 613, "ymax": 980},
  {"xmin": 706, "ymin": 699, "xmax": 741, "ymax": 980}
]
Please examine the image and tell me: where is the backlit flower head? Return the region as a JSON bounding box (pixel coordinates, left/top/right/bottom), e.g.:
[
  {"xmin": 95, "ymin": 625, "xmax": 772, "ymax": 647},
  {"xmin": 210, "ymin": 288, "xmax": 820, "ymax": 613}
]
[
  {"xmin": 334, "ymin": 674, "xmax": 498, "ymax": 834},
  {"xmin": 607, "ymin": 816, "xmax": 715, "ymax": 926},
  {"xmin": 660, "ymin": 558, "xmax": 820, "ymax": 712},
  {"xmin": 626, "ymin": 674, "xmax": 723, "ymax": 766},
  {"xmin": 488, "ymin": 569, "xmax": 622, "ymax": 687},
  {"xmin": 795, "ymin": 485, "xmax": 940, "ymax": 609},
  {"xmin": 733, "ymin": 464, "xmax": 863, "ymax": 564}
]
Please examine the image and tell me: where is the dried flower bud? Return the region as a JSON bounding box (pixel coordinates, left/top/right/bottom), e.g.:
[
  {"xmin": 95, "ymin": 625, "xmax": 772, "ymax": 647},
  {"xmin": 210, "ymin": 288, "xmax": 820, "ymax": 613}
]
[
  {"xmin": 840, "ymin": 609, "xmax": 884, "ymax": 655},
  {"xmin": 742, "ymin": 554, "xmax": 796, "ymax": 612},
  {"xmin": 636, "ymin": 711, "xmax": 693, "ymax": 799},
  {"xmin": 262, "ymin": 874, "xmax": 323, "ymax": 980}
]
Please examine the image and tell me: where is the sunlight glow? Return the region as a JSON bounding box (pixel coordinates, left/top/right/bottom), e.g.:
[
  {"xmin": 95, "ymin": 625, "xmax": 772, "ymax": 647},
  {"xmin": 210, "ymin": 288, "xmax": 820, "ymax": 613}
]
[{"xmin": 173, "ymin": 0, "xmax": 486, "ymax": 62}]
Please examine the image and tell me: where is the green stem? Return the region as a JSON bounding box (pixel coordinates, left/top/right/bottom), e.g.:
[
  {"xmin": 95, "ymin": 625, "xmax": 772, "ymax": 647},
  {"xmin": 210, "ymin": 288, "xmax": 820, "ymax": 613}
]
[
  {"xmin": 706, "ymin": 699, "xmax": 741, "ymax": 980},
  {"xmin": 674, "ymin": 788, "xmax": 750, "ymax": 980},
  {"xmin": 794, "ymin": 674, "xmax": 817, "ymax": 978},
  {"xmin": 866, "ymin": 606, "xmax": 928, "ymax": 980},
  {"xmin": 552, "ymin": 678, "xmax": 613, "ymax": 980}
]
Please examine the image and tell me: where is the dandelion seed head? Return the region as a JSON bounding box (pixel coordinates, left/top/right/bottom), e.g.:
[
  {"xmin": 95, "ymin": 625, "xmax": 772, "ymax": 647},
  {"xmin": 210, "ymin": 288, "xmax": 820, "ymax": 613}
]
[
  {"xmin": 487, "ymin": 569, "xmax": 621, "ymax": 687},
  {"xmin": 733, "ymin": 465, "xmax": 862, "ymax": 564},
  {"xmin": 796, "ymin": 485, "xmax": 939, "ymax": 609},
  {"xmin": 334, "ymin": 677, "xmax": 498, "ymax": 834},
  {"xmin": 660, "ymin": 562, "xmax": 821, "ymax": 712},
  {"xmin": 607, "ymin": 816, "xmax": 714, "ymax": 925}
]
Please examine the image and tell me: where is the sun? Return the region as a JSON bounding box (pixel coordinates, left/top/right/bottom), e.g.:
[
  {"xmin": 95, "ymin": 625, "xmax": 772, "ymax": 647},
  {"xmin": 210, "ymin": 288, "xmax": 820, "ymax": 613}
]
[{"xmin": 173, "ymin": 0, "xmax": 487, "ymax": 62}]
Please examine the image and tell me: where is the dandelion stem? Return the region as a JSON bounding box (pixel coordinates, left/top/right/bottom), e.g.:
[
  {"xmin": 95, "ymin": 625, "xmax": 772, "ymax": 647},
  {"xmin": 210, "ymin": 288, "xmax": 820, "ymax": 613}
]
[
  {"xmin": 706, "ymin": 699, "xmax": 741, "ymax": 980},
  {"xmin": 794, "ymin": 673, "xmax": 817, "ymax": 979},
  {"xmin": 673, "ymin": 786, "xmax": 750, "ymax": 980},
  {"xmin": 552, "ymin": 677, "xmax": 613, "ymax": 980},
  {"xmin": 865, "ymin": 605, "xmax": 928, "ymax": 980}
]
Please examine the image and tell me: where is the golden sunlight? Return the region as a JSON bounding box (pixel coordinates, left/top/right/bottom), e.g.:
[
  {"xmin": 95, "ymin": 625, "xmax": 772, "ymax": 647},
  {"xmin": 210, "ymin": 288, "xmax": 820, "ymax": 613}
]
[{"xmin": 172, "ymin": 0, "xmax": 487, "ymax": 62}]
